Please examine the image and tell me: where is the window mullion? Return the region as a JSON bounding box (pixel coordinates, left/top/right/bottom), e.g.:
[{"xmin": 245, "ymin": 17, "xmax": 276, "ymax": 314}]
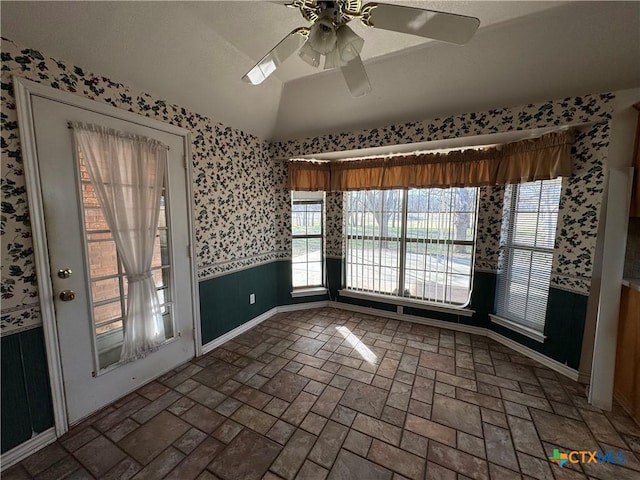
[
  {"xmin": 377, "ymin": 193, "xmax": 383, "ymax": 294},
  {"xmin": 360, "ymin": 194, "xmax": 365, "ymax": 293},
  {"xmin": 399, "ymin": 189, "xmax": 408, "ymax": 297}
]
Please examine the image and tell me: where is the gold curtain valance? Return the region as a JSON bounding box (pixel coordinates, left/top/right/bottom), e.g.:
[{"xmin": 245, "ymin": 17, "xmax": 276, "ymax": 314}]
[
  {"xmin": 287, "ymin": 160, "xmax": 331, "ymax": 191},
  {"xmin": 288, "ymin": 131, "xmax": 574, "ymax": 191}
]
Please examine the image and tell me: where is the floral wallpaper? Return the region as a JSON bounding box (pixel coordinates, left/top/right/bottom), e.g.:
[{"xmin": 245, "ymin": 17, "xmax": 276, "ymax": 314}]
[
  {"xmin": 271, "ymin": 94, "xmax": 615, "ymax": 297},
  {"xmin": 0, "ymin": 35, "xmax": 615, "ymax": 336},
  {"xmin": 1, "ymin": 38, "xmax": 277, "ymax": 334}
]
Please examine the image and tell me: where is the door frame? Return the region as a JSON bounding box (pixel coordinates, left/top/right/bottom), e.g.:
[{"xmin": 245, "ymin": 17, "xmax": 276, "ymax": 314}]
[{"xmin": 14, "ymin": 76, "xmax": 202, "ymax": 436}]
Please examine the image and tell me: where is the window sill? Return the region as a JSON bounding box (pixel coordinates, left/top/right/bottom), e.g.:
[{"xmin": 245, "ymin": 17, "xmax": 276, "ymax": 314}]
[
  {"xmin": 338, "ymin": 289, "xmax": 474, "ymax": 317},
  {"xmin": 291, "ymin": 287, "xmax": 328, "ymax": 298},
  {"xmin": 489, "ymin": 314, "xmax": 546, "ymax": 343}
]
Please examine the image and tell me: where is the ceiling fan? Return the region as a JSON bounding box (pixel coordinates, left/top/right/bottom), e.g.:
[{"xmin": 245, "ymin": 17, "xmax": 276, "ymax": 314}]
[{"xmin": 241, "ymin": 0, "xmax": 480, "ymax": 97}]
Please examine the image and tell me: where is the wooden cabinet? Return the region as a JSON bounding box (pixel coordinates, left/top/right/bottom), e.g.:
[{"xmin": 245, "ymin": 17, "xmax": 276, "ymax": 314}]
[
  {"xmin": 630, "ymin": 103, "xmax": 640, "ymax": 217},
  {"xmin": 614, "ymin": 285, "xmax": 640, "ymax": 422}
]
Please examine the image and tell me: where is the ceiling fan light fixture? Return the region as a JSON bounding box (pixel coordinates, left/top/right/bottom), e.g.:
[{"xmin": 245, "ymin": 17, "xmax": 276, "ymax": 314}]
[
  {"xmin": 307, "ymin": 17, "xmax": 338, "ymax": 54},
  {"xmin": 299, "ymin": 41, "xmax": 321, "ymax": 67},
  {"xmin": 243, "ymin": 1, "xmax": 480, "ymax": 96},
  {"xmin": 336, "ymin": 24, "xmax": 364, "ymax": 63},
  {"xmin": 323, "ymin": 47, "xmax": 343, "ymax": 70}
]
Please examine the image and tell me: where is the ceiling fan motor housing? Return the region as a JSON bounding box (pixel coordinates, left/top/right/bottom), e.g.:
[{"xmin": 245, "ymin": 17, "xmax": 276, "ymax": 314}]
[{"xmin": 300, "ymin": 0, "xmax": 363, "ymax": 25}]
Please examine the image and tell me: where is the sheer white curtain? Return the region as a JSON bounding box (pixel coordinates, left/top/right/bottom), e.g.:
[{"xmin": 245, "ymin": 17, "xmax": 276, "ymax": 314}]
[{"xmin": 72, "ymin": 122, "xmax": 167, "ymax": 362}]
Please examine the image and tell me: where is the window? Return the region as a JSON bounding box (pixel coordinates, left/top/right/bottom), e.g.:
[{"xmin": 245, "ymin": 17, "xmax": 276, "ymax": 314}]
[
  {"xmin": 79, "ymin": 152, "xmax": 174, "ymax": 371},
  {"xmin": 495, "ymin": 178, "xmax": 562, "ymax": 339},
  {"xmin": 291, "ymin": 192, "xmax": 324, "ymax": 288},
  {"xmin": 345, "ymin": 187, "xmax": 478, "ymax": 306}
]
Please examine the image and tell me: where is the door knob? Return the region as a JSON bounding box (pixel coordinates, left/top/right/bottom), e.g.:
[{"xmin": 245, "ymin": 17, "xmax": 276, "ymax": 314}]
[{"xmin": 59, "ymin": 290, "xmax": 76, "ymax": 301}]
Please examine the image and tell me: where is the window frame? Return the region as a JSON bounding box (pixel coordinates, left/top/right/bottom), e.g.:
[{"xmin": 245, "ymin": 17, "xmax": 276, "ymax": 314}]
[
  {"xmin": 343, "ymin": 187, "xmax": 479, "ymax": 308},
  {"xmin": 493, "ymin": 177, "xmax": 563, "ymax": 342},
  {"xmin": 291, "ymin": 192, "xmax": 325, "ymax": 290}
]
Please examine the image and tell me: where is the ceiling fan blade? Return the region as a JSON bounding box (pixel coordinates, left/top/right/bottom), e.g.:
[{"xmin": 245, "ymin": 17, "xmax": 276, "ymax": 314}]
[
  {"xmin": 363, "ymin": 3, "xmax": 480, "ymax": 45},
  {"xmin": 340, "ymin": 54, "xmax": 371, "ymax": 97},
  {"xmin": 242, "ymin": 27, "xmax": 309, "ymax": 85}
]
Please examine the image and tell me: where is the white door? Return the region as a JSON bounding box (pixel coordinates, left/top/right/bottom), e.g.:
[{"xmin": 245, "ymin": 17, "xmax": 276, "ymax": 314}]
[{"xmin": 30, "ymin": 96, "xmax": 195, "ymax": 425}]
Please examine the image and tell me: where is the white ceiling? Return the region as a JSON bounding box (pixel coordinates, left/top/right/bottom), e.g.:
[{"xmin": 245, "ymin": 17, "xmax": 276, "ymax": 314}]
[{"xmin": 2, "ymin": 1, "xmax": 639, "ymax": 141}]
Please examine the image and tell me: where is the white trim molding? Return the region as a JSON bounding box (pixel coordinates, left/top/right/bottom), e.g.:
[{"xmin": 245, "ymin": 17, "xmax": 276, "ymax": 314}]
[
  {"xmin": 489, "ymin": 314, "xmax": 547, "ymax": 343},
  {"xmin": 488, "ymin": 330, "xmax": 579, "ymax": 381},
  {"xmin": 14, "ymin": 76, "xmax": 68, "ymax": 436},
  {"xmin": 279, "ymin": 301, "xmax": 331, "ymax": 313},
  {"xmin": 291, "ymin": 287, "xmax": 329, "ymax": 298},
  {"xmin": 0, "ymin": 428, "xmax": 57, "ymax": 471},
  {"xmin": 334, "ymin": 301, "xmax": 485, "ymax": 335},
  {"xmin": 201, "ymin": 307, "xmax": 279, "ymax": 356},
  {"xmin": 201, "ymin": 301, "xmax": 330, "ymax": 355},
  {"xmin": 221, "ymin": 298, "xmax": 579, "ymax": 382}
]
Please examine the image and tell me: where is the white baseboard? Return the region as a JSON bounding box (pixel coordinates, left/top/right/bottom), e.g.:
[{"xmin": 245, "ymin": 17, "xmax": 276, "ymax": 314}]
[
  {"xmin": 488, "ymin": 330, "xmax": 579, "ymax": 381},
  {"xmin": 578, "ymin": 372, "xmax": 591, "ymax": 384},
  {"xmin": 334, "ymin": 302, "xmax": 486, "ymax": 336},
  {"xmin": 201, "ymin": 307, "xmax": 279, "ymax": 355},
  {"xmin": 278, "ymin": 301, "xmax": 331, "ymax": 313},
  {"xmin": 1, "ymin": 428, "xmax": 56, "ymax": 471},
  {"xmin": 200, "ymin": 301, "xmax": 331, "ymax": 355},
  {"xmin": 200, "ymin": 298, "xmax": 578, "ymax": 383}
]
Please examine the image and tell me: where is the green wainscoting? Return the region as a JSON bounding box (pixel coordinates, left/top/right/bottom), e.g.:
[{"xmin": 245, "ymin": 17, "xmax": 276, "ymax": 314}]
[
  {"xmin": 200, "ymin": 262, "xmax": 278, "ymax": 344},
  {"xmin": 199, "ymin": 260, "xmax": 329, "ymax": 345},
  {"xmin": 1, "ymin": 327, "xmax": 54, "ymax": 453},
  {"xmin": 470, "ymin": 271, "xmax": 497, "ymax": 328},
  {"xmin": 326, "ymin": 257, "xmax": 342, "ymax": 300}
]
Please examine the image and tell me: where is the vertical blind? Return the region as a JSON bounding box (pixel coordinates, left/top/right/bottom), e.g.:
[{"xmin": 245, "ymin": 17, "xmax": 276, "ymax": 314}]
[{"xmin": 496, "ymin": 178, "xmax": 563, "ymax": 332}]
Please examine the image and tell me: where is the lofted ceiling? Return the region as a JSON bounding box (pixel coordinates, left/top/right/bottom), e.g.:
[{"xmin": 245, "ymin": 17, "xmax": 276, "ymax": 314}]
[{"xmin": 2, "ymin": 1, "xmax": 639, "ymax": 141}]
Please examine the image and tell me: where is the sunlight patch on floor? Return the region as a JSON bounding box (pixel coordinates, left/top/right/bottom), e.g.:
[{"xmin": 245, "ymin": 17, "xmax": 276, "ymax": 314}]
[{"xmin": 335, "ymin": 325, "xmax": 377, "ymax": 363}]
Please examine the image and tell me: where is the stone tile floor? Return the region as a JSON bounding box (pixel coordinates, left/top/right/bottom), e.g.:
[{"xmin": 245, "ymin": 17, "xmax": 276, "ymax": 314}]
[{"xmin": 5, "ymin": 307, "xmax": 640, "ymax": 480}]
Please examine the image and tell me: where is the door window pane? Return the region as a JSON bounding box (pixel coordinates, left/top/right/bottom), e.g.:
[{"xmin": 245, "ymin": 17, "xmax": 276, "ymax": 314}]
[{"xmin": 79, "ymin": 151, "xmax": 174, "ymax": 371}]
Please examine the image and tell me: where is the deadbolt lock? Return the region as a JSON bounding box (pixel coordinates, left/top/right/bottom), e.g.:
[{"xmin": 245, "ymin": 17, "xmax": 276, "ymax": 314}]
[
  {"xmin": 59, "ymin": 290, "xmax": 76, "ymax": 302},
  {"xmin": 57, "ymin": 269, "xmax": 72, "ymax": 279}
]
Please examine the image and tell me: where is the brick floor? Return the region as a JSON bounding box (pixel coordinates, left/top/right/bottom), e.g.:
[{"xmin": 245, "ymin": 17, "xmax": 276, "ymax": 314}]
[{"xmin": 5, "ymin": 307, "xmax": 640, "ymax": 479}]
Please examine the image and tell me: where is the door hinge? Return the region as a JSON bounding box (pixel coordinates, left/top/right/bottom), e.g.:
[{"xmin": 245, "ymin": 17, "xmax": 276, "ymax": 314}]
[
  {"xmin": 183, "ymin": 155, "xmax": 188, "ymax": 169},
  {"xmin": 187, "ymin": 244, "xmax": 192, "ymax": 259}
]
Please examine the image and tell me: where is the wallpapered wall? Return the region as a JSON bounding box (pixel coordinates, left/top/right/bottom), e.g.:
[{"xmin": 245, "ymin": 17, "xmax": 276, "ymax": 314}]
[
  {"xmin": 0, "ymin": 38, "xmax": 287, "ymax": 335},
  {"xmin": 1, "ymin": 35, "xmax": 615, "ymax": 334},
  {"xmin": 271, "ymin": 96, "xmax": 614, "ymax": 297},
  {"xmin": 0, "ymin": 35, "xmax": 618, "ymax": 456}
]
